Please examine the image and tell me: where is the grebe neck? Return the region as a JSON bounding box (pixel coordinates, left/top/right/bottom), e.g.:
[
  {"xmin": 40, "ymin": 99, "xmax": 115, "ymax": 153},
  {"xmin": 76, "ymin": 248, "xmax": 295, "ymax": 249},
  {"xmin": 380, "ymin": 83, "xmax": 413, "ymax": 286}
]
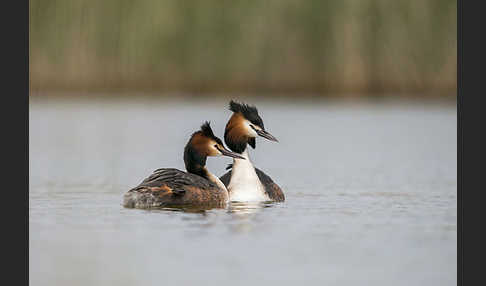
[
  {"xmin": 204, "ymin": 168, "xmax": 229, "ymax": 194},
  {"xmin": 187, "ymin": 163, "xmax": 229, "ymax": 195},
  {"xmin": 227, "ymin": 147, "xmax": 269, "ymax": 201},
  {"xmin": 231, "ymin": 148, "xmax": 254, "ymax": 171},
  {"xmin": 236, "ymin": 148, "xmax": 252, "ymax": 162}
]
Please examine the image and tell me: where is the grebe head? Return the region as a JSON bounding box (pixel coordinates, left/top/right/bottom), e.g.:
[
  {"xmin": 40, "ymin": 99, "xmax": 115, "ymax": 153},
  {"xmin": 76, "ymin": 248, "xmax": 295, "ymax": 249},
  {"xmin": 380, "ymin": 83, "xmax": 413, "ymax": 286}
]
[
  {"xmin": 224, "ymin": 100, "xmax": 278, "ymax": 153},
  {"xmin": 184, "ymin": 122, "xmax": 244, "ymax": 176}
]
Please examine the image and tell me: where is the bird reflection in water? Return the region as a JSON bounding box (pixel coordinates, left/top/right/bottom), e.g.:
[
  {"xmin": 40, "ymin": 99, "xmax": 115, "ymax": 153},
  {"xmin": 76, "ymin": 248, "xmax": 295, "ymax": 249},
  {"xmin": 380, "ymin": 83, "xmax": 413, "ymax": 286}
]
[
  {"xmin": 143, "ymin": 202, "xmax": 280, "ymax": 233},
  {"xmin": 145, "ymin": 201, "xmax": 277, "ymax": 215},
  {"xmin": 227, "ymin": 201, "xmax": 275, "ymax": 215},
  {"xmin": 224, "ymin": 201, "xmax": 277, "ymax": 233}
]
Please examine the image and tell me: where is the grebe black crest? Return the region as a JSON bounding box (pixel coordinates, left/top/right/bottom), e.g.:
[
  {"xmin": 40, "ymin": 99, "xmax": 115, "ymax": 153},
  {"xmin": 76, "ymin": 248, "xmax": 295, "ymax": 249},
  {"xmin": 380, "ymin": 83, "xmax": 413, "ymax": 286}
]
[
  {"xmin": 123, "ymin": 121, "xmax": 244, "ymax": 209},
  {"xmin": 225, "ymin": 100, "xmax": 278, "ymax": 153},
  {"xmin": 220, "ymin": 100, "xmax": 285, "ymax": 202},
  {"xmin": 228, "ymin": 100, "xmax": 264, "ymax": 130}
]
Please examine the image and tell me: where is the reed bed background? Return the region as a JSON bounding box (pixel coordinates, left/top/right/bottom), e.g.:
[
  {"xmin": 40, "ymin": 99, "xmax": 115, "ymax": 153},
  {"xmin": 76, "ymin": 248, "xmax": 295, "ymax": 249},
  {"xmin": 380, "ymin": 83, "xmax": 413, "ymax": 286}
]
[{"xmin": 30, "ymin": 0, "xmax": 456, "ymax": 96}]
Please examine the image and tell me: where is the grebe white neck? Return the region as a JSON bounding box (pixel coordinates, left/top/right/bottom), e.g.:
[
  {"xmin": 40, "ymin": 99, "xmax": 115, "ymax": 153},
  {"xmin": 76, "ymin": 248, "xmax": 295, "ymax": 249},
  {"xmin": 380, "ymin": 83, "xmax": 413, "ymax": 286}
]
[{"xmin": 227, "ymin": 148, "xmax": 269, "ymax": 202}]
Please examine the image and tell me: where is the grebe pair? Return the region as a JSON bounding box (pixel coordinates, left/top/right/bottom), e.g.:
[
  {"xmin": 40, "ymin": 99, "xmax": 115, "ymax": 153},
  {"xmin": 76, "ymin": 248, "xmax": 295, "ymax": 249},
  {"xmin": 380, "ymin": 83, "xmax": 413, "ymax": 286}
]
[{"xmin": 123, "ymin": 100, "xmax": 284, "ymax": 209}]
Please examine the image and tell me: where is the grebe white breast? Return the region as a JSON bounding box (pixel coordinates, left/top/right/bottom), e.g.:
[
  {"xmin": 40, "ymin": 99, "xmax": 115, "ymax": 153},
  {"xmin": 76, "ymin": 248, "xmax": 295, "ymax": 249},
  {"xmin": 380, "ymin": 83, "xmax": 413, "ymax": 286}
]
[
  {"xmin": 219, "ymin": 100, "xmax": 285, "ymax": 202},
  {"xmin": 123, "ymin": 122, "xmax": 244, "ymax": 209}
]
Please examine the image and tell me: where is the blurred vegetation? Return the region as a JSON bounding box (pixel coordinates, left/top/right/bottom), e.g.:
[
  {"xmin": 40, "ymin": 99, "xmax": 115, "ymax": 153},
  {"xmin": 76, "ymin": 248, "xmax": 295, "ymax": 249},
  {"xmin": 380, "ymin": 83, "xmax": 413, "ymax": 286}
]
[{"xmin": 30, "ymin": 0, "xmax": 456, "ymax": 96}]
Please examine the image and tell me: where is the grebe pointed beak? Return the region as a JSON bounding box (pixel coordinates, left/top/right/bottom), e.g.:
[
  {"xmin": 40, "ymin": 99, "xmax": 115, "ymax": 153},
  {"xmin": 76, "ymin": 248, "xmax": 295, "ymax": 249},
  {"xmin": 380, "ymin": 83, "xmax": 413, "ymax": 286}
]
[
  {"xmin": 256, "ymin": 129, "xmax": 279, "ymax": 142},
  {"xmin": 219, "ymin": 147, "xmax": 246, "ymax": 159}
]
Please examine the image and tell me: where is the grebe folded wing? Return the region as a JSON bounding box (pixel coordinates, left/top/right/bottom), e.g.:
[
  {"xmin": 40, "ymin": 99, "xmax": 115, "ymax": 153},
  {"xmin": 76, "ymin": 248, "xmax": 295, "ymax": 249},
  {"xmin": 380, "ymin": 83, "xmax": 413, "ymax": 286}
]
[
  {"xmin": 139, "ymin": 168, "xmax": 217, "ymax": 189},
  {"xmin": 124, "ymin": 168, "xmax": 224, "ymax": 208}
]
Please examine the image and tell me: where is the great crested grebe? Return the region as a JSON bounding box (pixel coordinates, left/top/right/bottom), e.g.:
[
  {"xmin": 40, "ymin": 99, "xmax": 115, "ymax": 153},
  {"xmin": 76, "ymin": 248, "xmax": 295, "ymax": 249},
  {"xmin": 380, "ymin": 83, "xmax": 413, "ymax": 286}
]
[
  {"xmin": 219, "ymin": 100, "xmax": 285, "ymax": 202},
  {"xmin": 123, "ymin": 122, "xmax": 245, "ymax": 209}
]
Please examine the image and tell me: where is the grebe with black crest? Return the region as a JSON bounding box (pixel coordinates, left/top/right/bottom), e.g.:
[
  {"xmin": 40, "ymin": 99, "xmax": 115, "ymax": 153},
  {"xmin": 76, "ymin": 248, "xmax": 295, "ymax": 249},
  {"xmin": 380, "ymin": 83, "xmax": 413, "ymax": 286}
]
[
  {"xmin": 123, "ymin": 122, "xmax": 244, "ymax": 209},
  {"xmin": 219, "ymin": 100, "xmax": 285, "ymax": 202}
]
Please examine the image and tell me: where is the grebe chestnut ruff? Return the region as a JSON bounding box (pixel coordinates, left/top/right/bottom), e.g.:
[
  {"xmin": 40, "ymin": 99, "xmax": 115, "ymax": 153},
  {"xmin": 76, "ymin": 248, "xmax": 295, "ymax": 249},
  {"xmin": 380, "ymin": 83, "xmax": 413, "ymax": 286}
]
[
  {"xmin": 219, "ymin": 100, "xmax": 285, "ymax": 202},
  {"xmin": 123, "ymin": 122, "xmax": 244, "ymax": 209}
]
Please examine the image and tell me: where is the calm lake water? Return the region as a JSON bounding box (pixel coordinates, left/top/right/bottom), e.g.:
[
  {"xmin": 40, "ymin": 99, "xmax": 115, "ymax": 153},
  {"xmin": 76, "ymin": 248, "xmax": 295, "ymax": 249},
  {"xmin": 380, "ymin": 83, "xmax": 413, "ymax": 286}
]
[{"xmin": 29, "ymin": 96, "xmax": 456, "ymax": 286}]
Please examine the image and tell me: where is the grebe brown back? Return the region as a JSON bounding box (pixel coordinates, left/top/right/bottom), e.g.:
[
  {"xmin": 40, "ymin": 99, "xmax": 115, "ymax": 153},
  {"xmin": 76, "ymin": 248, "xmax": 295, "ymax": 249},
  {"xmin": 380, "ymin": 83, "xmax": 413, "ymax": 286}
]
[
  {"xmin": 123, "ymin": 122, "xmax": 244, "ymax": 209},
  {"xmin": 219, "ymin": 100, "xmax": 285, "ymax": 202}
]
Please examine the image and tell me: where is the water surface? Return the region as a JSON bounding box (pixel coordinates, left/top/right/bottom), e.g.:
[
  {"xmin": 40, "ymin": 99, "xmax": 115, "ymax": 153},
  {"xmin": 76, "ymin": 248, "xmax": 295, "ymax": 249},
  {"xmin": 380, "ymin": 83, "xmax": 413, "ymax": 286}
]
[{"xmin": 29, "ymin": 96, "xmax": 456, "ymax": 286}]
